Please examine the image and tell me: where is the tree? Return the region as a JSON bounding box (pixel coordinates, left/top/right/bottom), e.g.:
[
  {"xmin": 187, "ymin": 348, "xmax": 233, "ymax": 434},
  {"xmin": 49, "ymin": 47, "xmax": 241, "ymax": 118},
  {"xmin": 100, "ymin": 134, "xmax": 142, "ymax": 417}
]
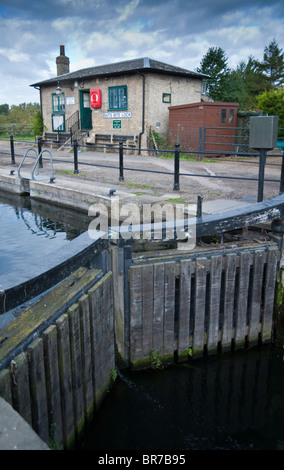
[
  {"xmin": 197, "ymin": 47, "xmax": 231, "ymax": 101},
  {"xmin": 33, "ymin": 111, "xmax": 44, "ymax": 136},
  {"xmin": 257, "ymin": 87, "xmax": 284, "ymax": 134},
  {"xmin": 0, "ymin": 104, "xmax": 9, "ymax": 116},
  {"xmin": 224, "ymin": 57, "xmax": 268, "ymax": 110},
  {"xmin": 260, "ymin": 39, "xmax": 284, "ymax": 88}
]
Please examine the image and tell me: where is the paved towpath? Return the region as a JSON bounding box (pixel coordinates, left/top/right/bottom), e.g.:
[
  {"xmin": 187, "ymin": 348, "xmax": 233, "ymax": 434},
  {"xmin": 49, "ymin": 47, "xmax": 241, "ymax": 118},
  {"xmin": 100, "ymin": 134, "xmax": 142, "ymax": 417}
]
[{"xmin": 0, "ymin": 140, "xmax": 282, "ymax": 212}]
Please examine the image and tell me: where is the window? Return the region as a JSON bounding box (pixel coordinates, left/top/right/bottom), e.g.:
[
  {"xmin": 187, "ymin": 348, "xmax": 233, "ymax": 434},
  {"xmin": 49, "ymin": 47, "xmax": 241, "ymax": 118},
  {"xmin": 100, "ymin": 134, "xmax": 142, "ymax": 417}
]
[
  {"xmin": 109, "ymin": 86, "xmax": 127, "ymax": 110},
  {"xmin": 52, "ymin": 114, "xmax": 65, "ymax": 131},
  {"xmin": 52, "ymin": 93, "xmax": 65, "ymax": 112},
  {"xmin": 162, "ymin": 93, "xmax": 171, "ymax": 103},
  {"xmin": 221, "ymin": 109, "xmax": 226, "ymax": 123},
  {"xmin": 229, "ymin": 109, "xmax": 234, "ymax": 123}
]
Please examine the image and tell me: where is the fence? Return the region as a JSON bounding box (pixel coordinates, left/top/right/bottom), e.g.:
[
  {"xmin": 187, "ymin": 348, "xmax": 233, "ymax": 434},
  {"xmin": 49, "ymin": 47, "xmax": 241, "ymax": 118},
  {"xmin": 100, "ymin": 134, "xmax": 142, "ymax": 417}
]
[
  {"xmin": 2, "ymin": 134, "xmax": 284, "ymax": 204},
  {"xmin": 201, "ymin": 127, "xmax": 284, "ymax": 155},
  {"xmin": 0, "ymin": 124, "xmax": 34, "ymax": 138}
]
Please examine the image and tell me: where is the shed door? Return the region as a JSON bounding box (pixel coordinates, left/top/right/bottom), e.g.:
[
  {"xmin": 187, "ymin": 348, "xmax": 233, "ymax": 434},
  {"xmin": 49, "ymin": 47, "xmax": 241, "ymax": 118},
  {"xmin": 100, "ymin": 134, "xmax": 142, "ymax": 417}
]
[{"xmin": 80, "ymin": 90, "xmax": 92, "ymax": 130}]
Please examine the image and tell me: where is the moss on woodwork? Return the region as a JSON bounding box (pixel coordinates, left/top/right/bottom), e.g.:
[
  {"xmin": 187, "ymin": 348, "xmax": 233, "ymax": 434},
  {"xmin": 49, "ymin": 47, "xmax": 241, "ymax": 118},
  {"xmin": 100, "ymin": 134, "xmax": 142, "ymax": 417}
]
[
  {"xmin": 0, "ymin": 268, "xmax": 101, "ymax": 366},
  {"xmin": 130, "ymin": 352, "xmax": 173, "ymax": 370},
  {"xmin": 275, "ymin": 276, "xmax": 284, "ymax": 313}
]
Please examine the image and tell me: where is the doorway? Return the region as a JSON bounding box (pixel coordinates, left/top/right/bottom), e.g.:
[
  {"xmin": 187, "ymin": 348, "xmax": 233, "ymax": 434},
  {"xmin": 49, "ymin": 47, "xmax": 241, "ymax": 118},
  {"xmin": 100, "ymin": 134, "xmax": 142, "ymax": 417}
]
[{"xmin": 79, "ymin": 90, "xmax": 92, "ymax": 130}]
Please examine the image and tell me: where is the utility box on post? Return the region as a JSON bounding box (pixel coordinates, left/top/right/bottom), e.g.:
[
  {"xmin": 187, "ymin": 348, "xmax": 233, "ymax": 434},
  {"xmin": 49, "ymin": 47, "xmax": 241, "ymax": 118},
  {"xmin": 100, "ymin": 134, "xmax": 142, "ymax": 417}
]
[{"xmin": 249, "ymin": 116, "xmax": 279, "ymax": 149}]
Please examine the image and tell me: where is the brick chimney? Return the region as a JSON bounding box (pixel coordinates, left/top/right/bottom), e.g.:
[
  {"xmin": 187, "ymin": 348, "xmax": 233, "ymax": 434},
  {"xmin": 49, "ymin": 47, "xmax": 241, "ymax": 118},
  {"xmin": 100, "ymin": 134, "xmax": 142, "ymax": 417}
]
[{"xmin": 56, "ymin": 45, "xmax": 70, "ymax": 76}]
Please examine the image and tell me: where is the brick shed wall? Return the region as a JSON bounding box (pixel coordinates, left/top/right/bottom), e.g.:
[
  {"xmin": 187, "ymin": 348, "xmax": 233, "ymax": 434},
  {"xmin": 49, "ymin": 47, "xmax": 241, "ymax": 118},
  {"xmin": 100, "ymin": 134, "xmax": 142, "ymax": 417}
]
[{"xmin": 169, "ymin": 102, "xmax": 239, "ymax": 154}]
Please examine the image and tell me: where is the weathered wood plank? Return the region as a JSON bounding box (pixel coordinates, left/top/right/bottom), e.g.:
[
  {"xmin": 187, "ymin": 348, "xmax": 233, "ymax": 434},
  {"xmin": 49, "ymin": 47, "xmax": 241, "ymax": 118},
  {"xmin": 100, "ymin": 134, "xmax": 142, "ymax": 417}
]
[
  {"xmin": 163, "ymin": 261, "xmax": 178, "ymax": 360},
  {"xmin": 178, "ymin": 260, "xmax": 192, "ymax": 356},
  {"xmin": 10, "ymin": 352, "xmax": 32, "ymax": 426},
  {"xmin": 56, "ymin": 314, "xmax": 75, "ymax": 449},
  {"xmin": 68, "ymin": 303, "xmax": 85, "ymax": 438},
  {"xmin": 78, "ymin": 294, "xmax": 95, "ymax": 421},
  {"xmin": 222, "ymin": 254, "xmax": 238, "ymax": 350},
  {"xmin": 235, "ymin": 251, "xmax": 252, "ymax": 348},
  {"xmin": 248, "ymin": 252, "xmax": 266, "ymax": 345},
  {"xmin": 129, "ymin": 265, "xmax": 143, "ymax": 366},
  {"xmin": 207, "ymin": 255, "xmax": 223, "ymax": 353},
  {"xmin": 153, "ymin": 263, "xmax": 165, "ymax": 355},
  {"xmin": 193, "ymin": 257, "xmax": 208, "ymax": 357},
  {"xmin": 27, "ymin": 338, "xmax": 49, "ymax": 445},
  {"xmin": 142, "ymin": 264, "xmax": 154, "ymax": 358},
  {"xmin": 88, "ymin": 273, "xmax": 114, "ymax": 408},
  {"xmin": 0, "ymin": 368, "xmax": 12, "ymax": 405},
  {"xmin": 262, "ymin": 247, "xmax": 280, "ymax": 343},
  {"xmin": 42, "ymin": 324, "xmax": 64, "ymax": 450}
]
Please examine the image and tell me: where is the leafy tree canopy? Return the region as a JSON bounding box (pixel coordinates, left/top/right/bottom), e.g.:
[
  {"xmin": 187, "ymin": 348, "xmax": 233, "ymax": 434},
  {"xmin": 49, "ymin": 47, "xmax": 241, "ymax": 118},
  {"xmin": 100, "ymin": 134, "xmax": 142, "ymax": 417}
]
[
  {"xmin": 197, "ymin": 40, "xmax": 284, "ymax": 111},
  {"xmin": 0, "ymin": 102, "xmax": 40, "ymax": 124}
]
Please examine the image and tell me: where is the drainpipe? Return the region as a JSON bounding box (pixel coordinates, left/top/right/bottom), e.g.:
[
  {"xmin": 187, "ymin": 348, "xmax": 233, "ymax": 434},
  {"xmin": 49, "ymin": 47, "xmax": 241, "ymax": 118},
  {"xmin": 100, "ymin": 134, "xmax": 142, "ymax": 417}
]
[{"xmin": 138, "ymin": 73, "xmax": 145, "ymax": 155}]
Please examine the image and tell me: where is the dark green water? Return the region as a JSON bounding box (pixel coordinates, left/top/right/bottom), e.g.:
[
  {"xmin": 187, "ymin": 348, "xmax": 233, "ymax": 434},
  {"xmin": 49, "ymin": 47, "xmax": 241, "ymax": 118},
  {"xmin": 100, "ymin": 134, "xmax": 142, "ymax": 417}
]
[{"xmin": 80, "ymin": 342, "xmax": 284, "ymax": 451}]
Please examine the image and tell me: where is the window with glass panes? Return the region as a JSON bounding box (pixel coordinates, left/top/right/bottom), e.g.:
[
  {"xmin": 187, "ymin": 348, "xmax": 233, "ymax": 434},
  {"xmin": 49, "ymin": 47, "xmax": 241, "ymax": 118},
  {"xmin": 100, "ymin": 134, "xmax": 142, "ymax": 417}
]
[
  {"xmin": 52, "ymin": 93, "xmax": 65, "ymax": 112},
  {"xmin": 108, "ymin": 86, "xmax": 127, "ymax": 110}
]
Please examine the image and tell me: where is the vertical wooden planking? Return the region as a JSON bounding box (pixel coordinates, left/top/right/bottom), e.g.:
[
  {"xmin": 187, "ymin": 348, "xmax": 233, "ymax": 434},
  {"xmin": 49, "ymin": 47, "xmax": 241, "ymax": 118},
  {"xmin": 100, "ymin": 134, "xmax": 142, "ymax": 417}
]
[
  {"xmin": 193, "ymin": 257, "xmax": 208, "ymax": 357},
  {"xmin": 56, "ymin": 314, "xmax": 75, "ymax": 449},
  {"xmin": 42, "ymin": 324, "xmax": 64, "ymax": 450},
  {"xmin": 0, "ymin": 368, "xmax": 12, "ymax": 405},
  {"xmin": 235, "ymin": 251, "xmax": 252, "ymax": 348},
  {"xmin": 10, "ymin": 352, "xmax": 32, "ymax": 427},
  {"xmin": 222, "ymin": 254, "xmax": 237, "ymax": 350},
  {"xmin": 142, "ymin": 264, "xmax": 154, "ymax": 359},
  {"xmin": 88, "ymin": 274, "xmax": 114, "ymax": 408},
  {"xmin": 129, "ymin": 265, "xmax": 143, "ymax": 366},
  {"xmin": 68, "ymin": 303, "xmax": 85, "ymax": 438},
  {"xmin": 78, "ymin": 294, "xmax": 95, "ymax": 421},
  {"xmin": 207, "ymin": 255, "xmax": 223, "ymax": 353},
  {"xmin": 248, "ymin": 252, "xmax": 266, "ymax": 345},
  {"xmin": 27, "ymin": 338, "xmax": 49, "ymax": 445},
  {"xmin": 111, "ymin": 246, "xmax": 125, "ymax": 361},
  {"xmin": 163, "ymin": 261, "xmax": 178, "ymax": 360},
  {"xmin": 153, "ymin": 263, "xmax": 165, "ymax": 355},
  {"xmin": 178, "ymin": 260, "xmax": 192, "ymax": 356},
  {"xmin": 262, "ymin": 247, "xmax": 280, "ymax": 343}
]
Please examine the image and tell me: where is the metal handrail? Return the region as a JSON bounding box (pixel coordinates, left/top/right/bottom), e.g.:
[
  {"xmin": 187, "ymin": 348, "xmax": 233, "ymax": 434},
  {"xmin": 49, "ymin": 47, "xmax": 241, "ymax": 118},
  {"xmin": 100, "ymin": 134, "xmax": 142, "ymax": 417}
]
[
  {"xmin": 31, "ymin": 149, "xmax": 55, "ymax": 183},
  {"xmin": 18, "ymin": 147, "xmax": 38, "ymax": 180},
  {"xmin": 17, "ymin": 147, "xmax": 55, "ymax": 183}
]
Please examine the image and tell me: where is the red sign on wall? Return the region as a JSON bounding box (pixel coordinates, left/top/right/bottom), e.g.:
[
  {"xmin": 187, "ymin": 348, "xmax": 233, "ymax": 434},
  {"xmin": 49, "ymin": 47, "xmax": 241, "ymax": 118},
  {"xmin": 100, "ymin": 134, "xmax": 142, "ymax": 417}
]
[{"xmin": 90, "ymin": 89, "xmax": 102, "ymax": 108}]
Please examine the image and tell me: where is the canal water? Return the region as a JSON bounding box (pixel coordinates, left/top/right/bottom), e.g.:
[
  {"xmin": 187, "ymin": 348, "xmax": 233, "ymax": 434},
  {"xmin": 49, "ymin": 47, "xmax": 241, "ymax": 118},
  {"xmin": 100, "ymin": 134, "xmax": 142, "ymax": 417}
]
[
  {"xmin": 80, "ymin": 341, "xmax": 284, "ymax": 451},
  {"xmin": 0, "ymin": 193, "xmax": 88, "ymax": 277}
]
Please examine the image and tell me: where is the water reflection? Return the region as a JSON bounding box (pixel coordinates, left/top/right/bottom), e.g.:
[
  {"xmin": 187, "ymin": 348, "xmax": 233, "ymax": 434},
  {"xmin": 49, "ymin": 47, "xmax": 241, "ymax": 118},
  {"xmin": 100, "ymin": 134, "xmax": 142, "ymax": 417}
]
[
  {"xmin": 80, "ymin": 345, "xmax": 284, "ymax": 451},
  {"xmin": 0, "ymin": 193, "xmax": 89, "ymax": 277}
]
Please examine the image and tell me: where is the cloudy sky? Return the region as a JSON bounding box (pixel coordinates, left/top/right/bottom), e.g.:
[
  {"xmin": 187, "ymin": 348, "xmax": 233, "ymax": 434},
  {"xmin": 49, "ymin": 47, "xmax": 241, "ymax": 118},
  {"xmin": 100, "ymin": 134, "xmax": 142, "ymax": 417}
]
[{"xmin": 0, "ymin": 0, "xmax": 283, "ymax": 106}]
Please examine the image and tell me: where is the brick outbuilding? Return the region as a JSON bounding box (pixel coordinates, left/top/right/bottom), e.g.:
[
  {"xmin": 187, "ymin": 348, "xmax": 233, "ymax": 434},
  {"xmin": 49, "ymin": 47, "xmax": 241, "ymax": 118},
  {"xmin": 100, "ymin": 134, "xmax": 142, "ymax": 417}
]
[{"xmin": 168, "ymin": 101, "xmax": 239, "ymax": 154}]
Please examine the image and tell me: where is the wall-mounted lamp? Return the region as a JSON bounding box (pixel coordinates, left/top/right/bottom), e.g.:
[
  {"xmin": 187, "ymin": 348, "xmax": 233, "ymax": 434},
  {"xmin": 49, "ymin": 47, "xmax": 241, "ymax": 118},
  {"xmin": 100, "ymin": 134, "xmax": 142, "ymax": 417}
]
[{"xmin": 56, "ymin": 80, "xmax": 79, "ymax": 94}]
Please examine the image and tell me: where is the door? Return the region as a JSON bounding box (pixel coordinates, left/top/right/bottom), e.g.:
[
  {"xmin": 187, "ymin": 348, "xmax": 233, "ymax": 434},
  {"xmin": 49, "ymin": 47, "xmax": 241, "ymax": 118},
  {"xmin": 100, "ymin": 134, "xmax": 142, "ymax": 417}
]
[{"xmin": 80, "ymin": 90, "xmax": 92, "ymax": 130}]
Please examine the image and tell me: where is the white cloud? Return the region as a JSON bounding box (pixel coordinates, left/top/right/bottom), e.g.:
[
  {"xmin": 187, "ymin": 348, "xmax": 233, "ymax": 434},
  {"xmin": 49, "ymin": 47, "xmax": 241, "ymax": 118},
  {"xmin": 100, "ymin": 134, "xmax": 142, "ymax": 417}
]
[{"xmin": 0, "ymin": 0, "xmax": 283, "ymax": 105}]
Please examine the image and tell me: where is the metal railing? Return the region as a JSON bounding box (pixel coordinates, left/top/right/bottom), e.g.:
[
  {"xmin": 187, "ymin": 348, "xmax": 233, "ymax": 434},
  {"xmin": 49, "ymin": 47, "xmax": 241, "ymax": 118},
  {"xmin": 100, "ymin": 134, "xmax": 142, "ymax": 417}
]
[{"xmin": 2, "ymin": 135, "xmax": 284, "ymax": 204}]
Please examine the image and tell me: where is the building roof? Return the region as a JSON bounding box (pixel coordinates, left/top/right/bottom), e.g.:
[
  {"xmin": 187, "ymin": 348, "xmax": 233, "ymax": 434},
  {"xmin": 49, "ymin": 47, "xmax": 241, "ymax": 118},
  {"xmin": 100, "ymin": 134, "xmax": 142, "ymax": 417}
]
[{"xmin": 30, "ymin": 57, "xmax": 209, "ymax": 87}]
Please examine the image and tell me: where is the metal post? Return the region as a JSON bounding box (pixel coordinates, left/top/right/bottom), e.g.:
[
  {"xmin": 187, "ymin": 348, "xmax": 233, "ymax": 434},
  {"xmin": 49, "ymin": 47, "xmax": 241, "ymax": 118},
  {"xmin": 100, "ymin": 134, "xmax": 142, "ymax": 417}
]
[
  {"xmin": 119, "ymin": 140, "xmax": 124, "ymax": 181},
  {"xmin": 280, "ymin": 152, "xmax": 284, "ymax": 195},
  {"xmin": 73, "ymin": 138, "xmax": 79, "ymax": 174},
  {"xmin": 257, "ymin": 148, "xmax": 266, "ymax": 202},
  {"xmin": 203, "ymin": 127, "xmax": 206, "ymax": 155},
  {"xmin": 10, "ymin": 135, "xmax": 15, "ymax": 165},
  {"xmin": 37, "ymin": 136, "xmax": 43, "ymax": 168},
  {"xmin": 198, "ymin": 127, "xmax": 202, "ymax": 160},
  {"xmin": 197, "ymin": 195, "xmax": 203, "ymax": 218},
  {"xmin": 173, "ymin": 142, "xmax": 180, "ymax": 191}
]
